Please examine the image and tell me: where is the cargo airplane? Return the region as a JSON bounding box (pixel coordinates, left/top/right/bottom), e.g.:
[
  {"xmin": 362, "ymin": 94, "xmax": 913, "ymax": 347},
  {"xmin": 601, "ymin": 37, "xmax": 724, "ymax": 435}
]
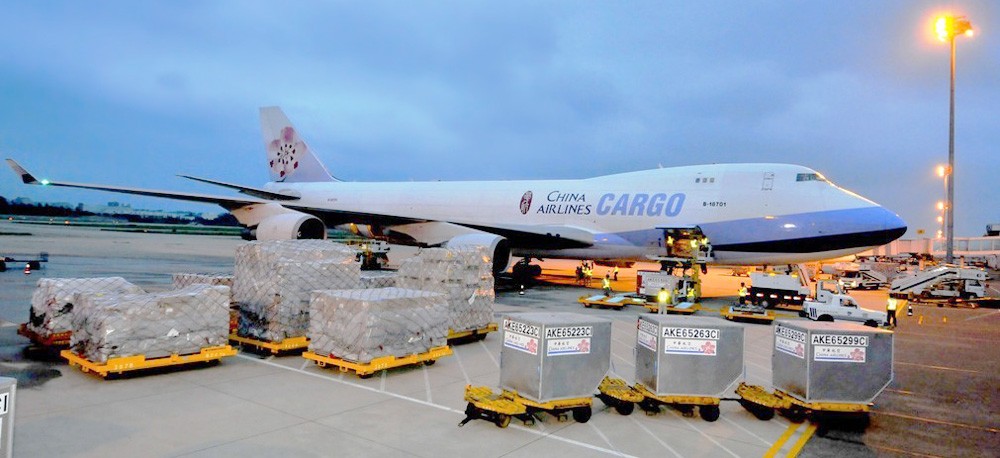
[{"xmin": 6, "ymin": 107, "xmax": 906, "ymax": 273}]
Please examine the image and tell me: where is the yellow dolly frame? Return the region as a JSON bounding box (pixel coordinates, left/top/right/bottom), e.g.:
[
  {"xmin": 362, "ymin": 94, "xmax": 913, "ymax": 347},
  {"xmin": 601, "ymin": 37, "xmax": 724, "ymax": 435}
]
[
  {"xmin": 447, "ymin": 322, "xmax": 498, "ymax": 344},
  {"xmin": 229, "ymin": 334, "xmax": 310, "ymax": 355},
  {"xmin": 18, "ymin": 323, "xmax": 71, "ymax": 347},
  {"xmin": 578, "ymin": 294, "xmax": 640, "ymax": 310},
  {"xmin": 736, "ymin": 382, "xmax": 871, "ymax": 426},
  {"xmin": 460, "ymin": 385, "xmax": 594, "ymax": 428},
  {"xmin": 303, "ymin": 345, "xmax": 452, "ymax": 379},
  {"xmin": 597, "ymin": 376, "xmax": 721, "ymax": 421},
  {"xmin": 61, "ymin": 345, "xmax": 237, "ymax": 378},
  {"xmin": 720, "ymin": 305, "xmax": 775, "ymax": 324},
  {"xmin": 642, "ymin": 302, "xmax": 700, "ymax": 315}
]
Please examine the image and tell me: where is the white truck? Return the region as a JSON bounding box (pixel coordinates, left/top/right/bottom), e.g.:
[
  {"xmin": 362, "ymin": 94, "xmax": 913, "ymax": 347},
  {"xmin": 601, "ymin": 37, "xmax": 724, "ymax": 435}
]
[
  {"xmin": 748, "ymin": 272, "xmax": 810, "ymax": 308},
  {"xmin": 837, "ymin": 267, "xmax": 889, "ymax": 290},
  {"xmin": 889, "ymin": 266, "xmax": 989, "ymax": 300},
  {"xmin": 636, "ymin": 270, "xmax": 695, "ymax": 302},
  {"xmin": 802, "ymin": 281, "xmax": 887, "ymax": 327}
]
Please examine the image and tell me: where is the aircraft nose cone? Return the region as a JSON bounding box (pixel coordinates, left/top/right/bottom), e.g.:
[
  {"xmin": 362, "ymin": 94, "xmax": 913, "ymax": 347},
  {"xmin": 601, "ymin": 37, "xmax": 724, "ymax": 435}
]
[{"xmin": 877, "ymin": 207, "xmax": 907, "ymax": 244}]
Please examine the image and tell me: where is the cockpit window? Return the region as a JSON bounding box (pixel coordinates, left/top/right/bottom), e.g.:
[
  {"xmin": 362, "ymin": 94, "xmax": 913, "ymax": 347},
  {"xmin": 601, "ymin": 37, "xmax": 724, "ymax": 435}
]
[{"xmin": 796, "ymin": 173, "xmax": 827, "ymax": 182}]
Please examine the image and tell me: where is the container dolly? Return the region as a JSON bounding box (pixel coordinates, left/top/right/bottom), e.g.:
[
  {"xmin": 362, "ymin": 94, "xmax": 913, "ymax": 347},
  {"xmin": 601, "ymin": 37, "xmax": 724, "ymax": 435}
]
[
  {"xmin": 577, "ymin": 294, "xmax": 639, "ymax": 310},
  {"xmin": 597, "ymin": 376, "xmax": 722, "ymax": 421},
  {"xmin": 720, "ymin": 304, "xmax": 775, "ymax": 324},
  {"xmin": 447, "ymin": 322, "xmax": 498, "ymax": 344},
  {"xmin": 460, "ymin": 385, "xmax": 594, "ymax": 428},
  {"xmin": 303, "ymin": 345, "xmax": 452, "ymax": 379},
  {"xmin": 229, "ymin": 334, "xmax": 310, "ymax": 355},
  {"xmin": 61, "ymin": 345, "xmax": 237, "ymax": 378},
  {"xmin": 642, "ymin": 301, "xmax": 700, "ymax": 315},
  {"xmin": 17, "ymin": 323, "xmax": 71, "ymax": 347},
  {"xmin": 735, "ymin": 382, "xmax": 871, "ymax": 426}
]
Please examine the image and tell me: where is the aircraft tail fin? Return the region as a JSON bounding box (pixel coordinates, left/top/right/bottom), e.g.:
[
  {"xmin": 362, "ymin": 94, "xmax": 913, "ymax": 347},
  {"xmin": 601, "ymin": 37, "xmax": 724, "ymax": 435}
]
[{"xmin": 260, "ymin": 106, "xmax": 338, "ymax": 183}]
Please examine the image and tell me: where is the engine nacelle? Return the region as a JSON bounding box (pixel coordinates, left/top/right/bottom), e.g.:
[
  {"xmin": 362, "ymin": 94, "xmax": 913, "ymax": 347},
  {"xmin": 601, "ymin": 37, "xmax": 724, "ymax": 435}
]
[
  {"xmin": 252, "ymin": 212, "xmax": 327, "ymax": 241},
  {"xmin": 445, "ymin": 233, "xmax": 512, "ymax": 275}
]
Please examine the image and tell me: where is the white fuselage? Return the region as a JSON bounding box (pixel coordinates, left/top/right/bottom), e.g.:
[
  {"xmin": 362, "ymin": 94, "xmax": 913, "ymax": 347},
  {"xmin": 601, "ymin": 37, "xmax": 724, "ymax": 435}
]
[{"xmin": 266, "ymin": 163, "xmax": 906, "ymax": 265}]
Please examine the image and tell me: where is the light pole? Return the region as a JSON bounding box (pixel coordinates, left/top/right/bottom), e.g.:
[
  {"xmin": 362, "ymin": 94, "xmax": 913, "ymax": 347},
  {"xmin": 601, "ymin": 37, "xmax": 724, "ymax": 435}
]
[{"xmin": 935, "ymin": 15, "xmax": 973, "ymax": 264}]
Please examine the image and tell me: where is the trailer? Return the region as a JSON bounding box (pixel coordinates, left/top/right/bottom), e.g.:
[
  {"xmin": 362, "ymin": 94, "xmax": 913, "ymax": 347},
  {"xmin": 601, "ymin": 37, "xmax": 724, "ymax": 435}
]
[
  {"xmin": 303, "ymin": 345, "xmax": 452, "ymax": 378},
  {"xmin": 578, "ymin": 294, "xmax": 642, "ymax": 310},
  {"xmin": 748, "ymin": 272, "xmax": 809, "ymax": 309},
  {"xmin": 889, "ymin": 266, "xmax": 988, "ymax": 300},
  {"xmin": 229, "ymin": 334, "xmax": 310, "ymax": 355},
  {"xmin": 643, "ymin": 301, "xmax": 699, "ymax": 315},
  {"xmin": 61, "ymin": 345, "xmax": 237, "ymax": 378},
  {"xmin": 447, "ymin": 323, "xmax": 498, "ymax": 343},
  {"xmin": 17, "ymin": 323, "xmax": 71, "ymax": 347},
  {"xmin": 460, "ymin": 385, "xmax": 593, "ymax": 427},
  {"xmin": 720, "ymin": 304, "xmax": 775, "ymax": 324}
]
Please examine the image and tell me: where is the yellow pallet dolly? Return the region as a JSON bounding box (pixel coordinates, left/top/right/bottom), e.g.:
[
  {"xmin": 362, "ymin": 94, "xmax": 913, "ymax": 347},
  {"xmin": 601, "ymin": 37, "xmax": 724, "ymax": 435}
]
[
  {"xmin": 303, "ymin": 345, "xmax": 453, "ymax": 379},
  {"xmin": 460, "ymin": 385, "xmax": 594, "ymax": 428},
  {"xmin": 597, "ymin": 376, "xmax": 721, "ymax": 421},
  {"xmin": 577, "ymin": 294, "xmax": 641, "ymax": 310},
  {"xmin": 642, "ymin": 302, "xmax": 700, "ymax": 315},
  {"xmin": 61, "ymin": 345, "xmax": 237, "ymax": 378},
  {"xmin": 17, "ymin": 323, "xmax": 71, "ymax": 347},
  {"xmin": 229, "ymin": 334, "xmax": 310, "ymax": 355},
  {"xmin": 735, "ymin": 382, "xmax": 871, "ymax": 425},
  {"xmin": 447, "ymin": 323, "xmax": 498, "ymax": 343},
  {"xmin": 720, "ymin": 305, "xmax": 775, "ymax": 324}
]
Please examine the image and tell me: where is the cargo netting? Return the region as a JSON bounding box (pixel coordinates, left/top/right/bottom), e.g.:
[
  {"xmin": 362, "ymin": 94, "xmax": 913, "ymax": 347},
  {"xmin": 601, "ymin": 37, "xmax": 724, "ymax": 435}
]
[
  {"xmin": 28, "ymin": 277, "xmax": 145, "ymax": 338},
  {"xmin": 233, "ymin": 240, "xmax": 361, "ymax": 342},
  {"xmin": 360, "ymin": 270, "xmax": 397, "ymax": 289},
  {"xmin": 69, "ymin": 284, "xmax": 231, "ymax": 363},
  {"xmin": 396, "ymin": 247, "xmax": 495, "ymax": 333},
  {"xmin": 172, "ymin": 273, "xmax": 234, "ymax": 289},
  {"xmin": 309, "ymin": 287, "xmax": 448, "ymax": 363}
]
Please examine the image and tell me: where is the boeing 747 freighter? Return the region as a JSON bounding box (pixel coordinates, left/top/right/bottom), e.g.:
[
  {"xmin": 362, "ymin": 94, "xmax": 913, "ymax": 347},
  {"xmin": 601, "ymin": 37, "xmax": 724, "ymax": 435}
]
[{"xmin": 6, "ymin": 107, "xmax": 906, "ymax": 273}]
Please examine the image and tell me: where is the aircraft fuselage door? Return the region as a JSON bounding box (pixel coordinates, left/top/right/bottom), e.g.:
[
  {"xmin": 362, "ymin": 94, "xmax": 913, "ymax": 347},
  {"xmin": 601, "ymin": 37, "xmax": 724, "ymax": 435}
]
[{"xmin": 762, "ymin": 172, "xmax": 775, "ymax": 191}]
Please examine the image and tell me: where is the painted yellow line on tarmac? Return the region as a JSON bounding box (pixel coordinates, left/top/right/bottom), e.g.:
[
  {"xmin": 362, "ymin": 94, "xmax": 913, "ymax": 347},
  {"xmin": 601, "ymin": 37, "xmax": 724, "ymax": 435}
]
[
  {"xmin": 785, "ymin": 423, "xmax": 817, "ymax": 457},
  {"xmin": 763, "ymin": 422, "xmax": 801, "ymax": 458},
  {"xmin": 895, "ymin": 361, "xmax": 981, "ymax": 374}
]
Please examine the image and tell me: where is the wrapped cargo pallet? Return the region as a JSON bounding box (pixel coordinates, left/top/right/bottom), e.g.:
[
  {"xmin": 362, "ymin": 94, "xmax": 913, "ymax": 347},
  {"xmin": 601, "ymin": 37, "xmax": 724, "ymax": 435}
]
[
  {"xmin": 69, "ymin": 284, "xmax": 231, "ymax": 363},
  {"xmin": 396, "ymin": 247, "xmax": 494, "ymax": 333},
  {"xmin": 308, "ymin": 288, "xmax": 448, "ymax": 363},
  {"xmin": 233, "ymin": 240, "xmax": 361, "ymax": 342},
  {"xmin": 27, "ymin": 277, "xmax": 145, "ymax": 338},
  {"xmin": 172, "ymin": 273, "xmax": 234, "ymax": 289},
  {"xmin": 360, "ymin": 270, "xmax": 397, "ymax": 289}
]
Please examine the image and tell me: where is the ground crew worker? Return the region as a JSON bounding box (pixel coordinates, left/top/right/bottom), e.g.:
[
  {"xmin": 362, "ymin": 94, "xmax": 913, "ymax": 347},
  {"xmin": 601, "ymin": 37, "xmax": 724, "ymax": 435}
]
[
  {"xmin": 613, "ymin": 266, "xmax": 619, "ymax": 281},
  {"xmin": 657, "ymin": 287, "xmax": 669, "ymax": 314},
  {"xmin": 575, "ymin": 265, "xmax": 584, "ymax": 285},
  {"xmin": 666, "ymin": 236, "xmax": 674, "ymax": 256},
  {"xmin": 602, "ymin": 274, "xmax": 612, "ymax": 296},
  {"xmin": 886, "ymin": 297, "xmax": 898, "ymax": 327},
  {"xmin": 584, "ymin": 266, "xmax": 593, "ymax": 285},
  {"xmin": 686, "ymin": 285, "xmax": 696, "ymax": 303},
  {"xmin": 671, "ymin": 287, "xmax": 679, "ymax": 305},
  {"xmin": 738, "ymin": 282, "xmax": 748, "ymax": 305}
]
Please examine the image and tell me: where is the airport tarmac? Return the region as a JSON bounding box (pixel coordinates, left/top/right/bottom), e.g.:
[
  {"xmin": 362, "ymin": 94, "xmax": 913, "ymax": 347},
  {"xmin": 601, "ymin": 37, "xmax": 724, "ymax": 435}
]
[{"xmin": 1, "ymin": 222, "xmax": 998, "ymax": 457}]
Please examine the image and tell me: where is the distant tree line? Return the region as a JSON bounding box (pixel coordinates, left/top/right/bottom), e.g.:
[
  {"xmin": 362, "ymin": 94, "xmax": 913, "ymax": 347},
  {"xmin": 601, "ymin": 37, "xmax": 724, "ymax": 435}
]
[{"xmin": 0, "ymin": 195, "xmax": 239, "ymax": 226}]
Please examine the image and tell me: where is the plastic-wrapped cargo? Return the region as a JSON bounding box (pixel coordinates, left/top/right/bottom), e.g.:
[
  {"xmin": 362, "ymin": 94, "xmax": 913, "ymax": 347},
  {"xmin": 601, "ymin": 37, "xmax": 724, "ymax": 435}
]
[
  {"xmin": 233, "ymin": 240, "xmax": 361, "ymax": 342},
  {"xmin": 172, "ymin": 273, "xmax": 234, "ymax": 289},
  {"xmin": 772, "ymin": 320, "xmax": 893, "ymax": 404},
  {"xmin": 308, "ymin": 287, "xmax": 448, "ymax": 363},
  {"xmin": 69, "ymin": 284, "xmax": 230, "ymax": 363},
  {"xmin": 499, "ymin": 313, "xmax": 611, "ymax": 403},
  {"xmin": 360, "ymin": 270, "xmax": 397, "ymax": 289},
  {"xmin": 396, "ymin": 247, "xmax": 494, "ymax": 333},
  {"xmin": 635, "ymin": 315, "xmax": 744, "ymax": 397},
  {"xmin": 27, "ymin": 277, "xmax": 145, "ymax": 338}
]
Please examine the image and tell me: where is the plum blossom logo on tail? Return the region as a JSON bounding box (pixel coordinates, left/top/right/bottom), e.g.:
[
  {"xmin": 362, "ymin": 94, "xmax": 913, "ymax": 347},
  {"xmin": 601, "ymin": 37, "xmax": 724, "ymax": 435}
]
[
  {"xmin": 268, "ymin": 126, "xmax": 306, "ymax": 181},
  {"xmin": 519, "ymin": 191, "xmax": 533, "ymax": 214}
]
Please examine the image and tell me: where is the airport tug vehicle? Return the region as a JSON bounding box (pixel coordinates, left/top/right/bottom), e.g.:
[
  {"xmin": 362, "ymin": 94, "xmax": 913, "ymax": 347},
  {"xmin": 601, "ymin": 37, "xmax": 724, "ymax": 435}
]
[
  {"xmin": 461, "ymin": 313, "xmax": 611, "ymax": 428},
  {"xmin": 598, "ymin": 316, "xmax": 744, "ymax": 422},
  {"xmin": 802, "ymin": 281, "xmax": 886, "ymax": 327}
]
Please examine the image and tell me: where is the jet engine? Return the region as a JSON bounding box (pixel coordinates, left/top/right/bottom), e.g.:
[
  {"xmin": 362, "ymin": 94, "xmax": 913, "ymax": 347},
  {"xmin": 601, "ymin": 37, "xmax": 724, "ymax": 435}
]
[
  {"xmin": 231, "ymin": 203, "xmax": 327, "ymax": 241},
  {"xmin": 445, "ymin": 233, "xmax": 512, "ymax": 275}
]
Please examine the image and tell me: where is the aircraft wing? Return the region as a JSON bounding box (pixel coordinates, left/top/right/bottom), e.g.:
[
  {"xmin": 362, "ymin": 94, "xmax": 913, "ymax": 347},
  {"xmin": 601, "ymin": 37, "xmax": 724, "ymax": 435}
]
[
  {"xmin": 5, "ymin": 159, "xmax": 264, "ymax": 210},
  {"xmin": 178, "ymin": 175, "xmax": 301, "ymax": 201}
]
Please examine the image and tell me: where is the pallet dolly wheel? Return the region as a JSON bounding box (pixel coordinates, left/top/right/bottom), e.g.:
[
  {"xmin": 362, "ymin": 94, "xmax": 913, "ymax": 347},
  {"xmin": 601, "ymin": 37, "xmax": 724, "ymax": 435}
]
[
  {"xmin": 495, "ymin": 414, "xmax": 512, "ymax": 428},
  {"xmin": 424, "ymin": 359, "xmax": 436, "ymax": 366},
  {"xmin": 739, "ymin": 400, "xmax": 775, "ymax": 421},
  {"xmin": 614, "ymin": 401, "xmax": 635, "ymax": 416},
  {"xmin": 571, "ymin": 406, "xmax": 592, "ymax": 423},
  {"xmin": 783, "ymin": 408, "xmax": 808, "ymax": 423},
  {"xmin": 699, "ymin": 405, "xmax": 720, "ymax": 422},
  {"xmin": 358, "ymin": 372, "xmax": 375, "ymax": 379}
]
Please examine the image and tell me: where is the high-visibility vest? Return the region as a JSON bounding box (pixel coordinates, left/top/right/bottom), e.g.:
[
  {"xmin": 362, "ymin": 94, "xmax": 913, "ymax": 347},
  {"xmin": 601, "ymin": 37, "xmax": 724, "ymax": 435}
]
[
  {"xmin": 687, "ymin": 288, "xmax": 696, "ymax": 301},
  {"xmin": 887, "ymin": 298, "xmax": 898, "ymax": 311},
  {"xmin": 738, "ymin": 287, "xmax": 748, "ymax": 297},
  {"xmin": 602, "ymin": 277, "xmax": 611, "ymax": 289},
  {"xmin": 658, "ymin": 289, "xmax": 668, "ymax": 304}
]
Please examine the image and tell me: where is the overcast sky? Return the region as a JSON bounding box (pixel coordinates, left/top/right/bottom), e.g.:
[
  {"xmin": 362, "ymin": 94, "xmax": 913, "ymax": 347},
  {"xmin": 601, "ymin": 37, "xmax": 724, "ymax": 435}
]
[{"xmin": 1, "ymin": 1, "xmax": 997, "ymax": 237}]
